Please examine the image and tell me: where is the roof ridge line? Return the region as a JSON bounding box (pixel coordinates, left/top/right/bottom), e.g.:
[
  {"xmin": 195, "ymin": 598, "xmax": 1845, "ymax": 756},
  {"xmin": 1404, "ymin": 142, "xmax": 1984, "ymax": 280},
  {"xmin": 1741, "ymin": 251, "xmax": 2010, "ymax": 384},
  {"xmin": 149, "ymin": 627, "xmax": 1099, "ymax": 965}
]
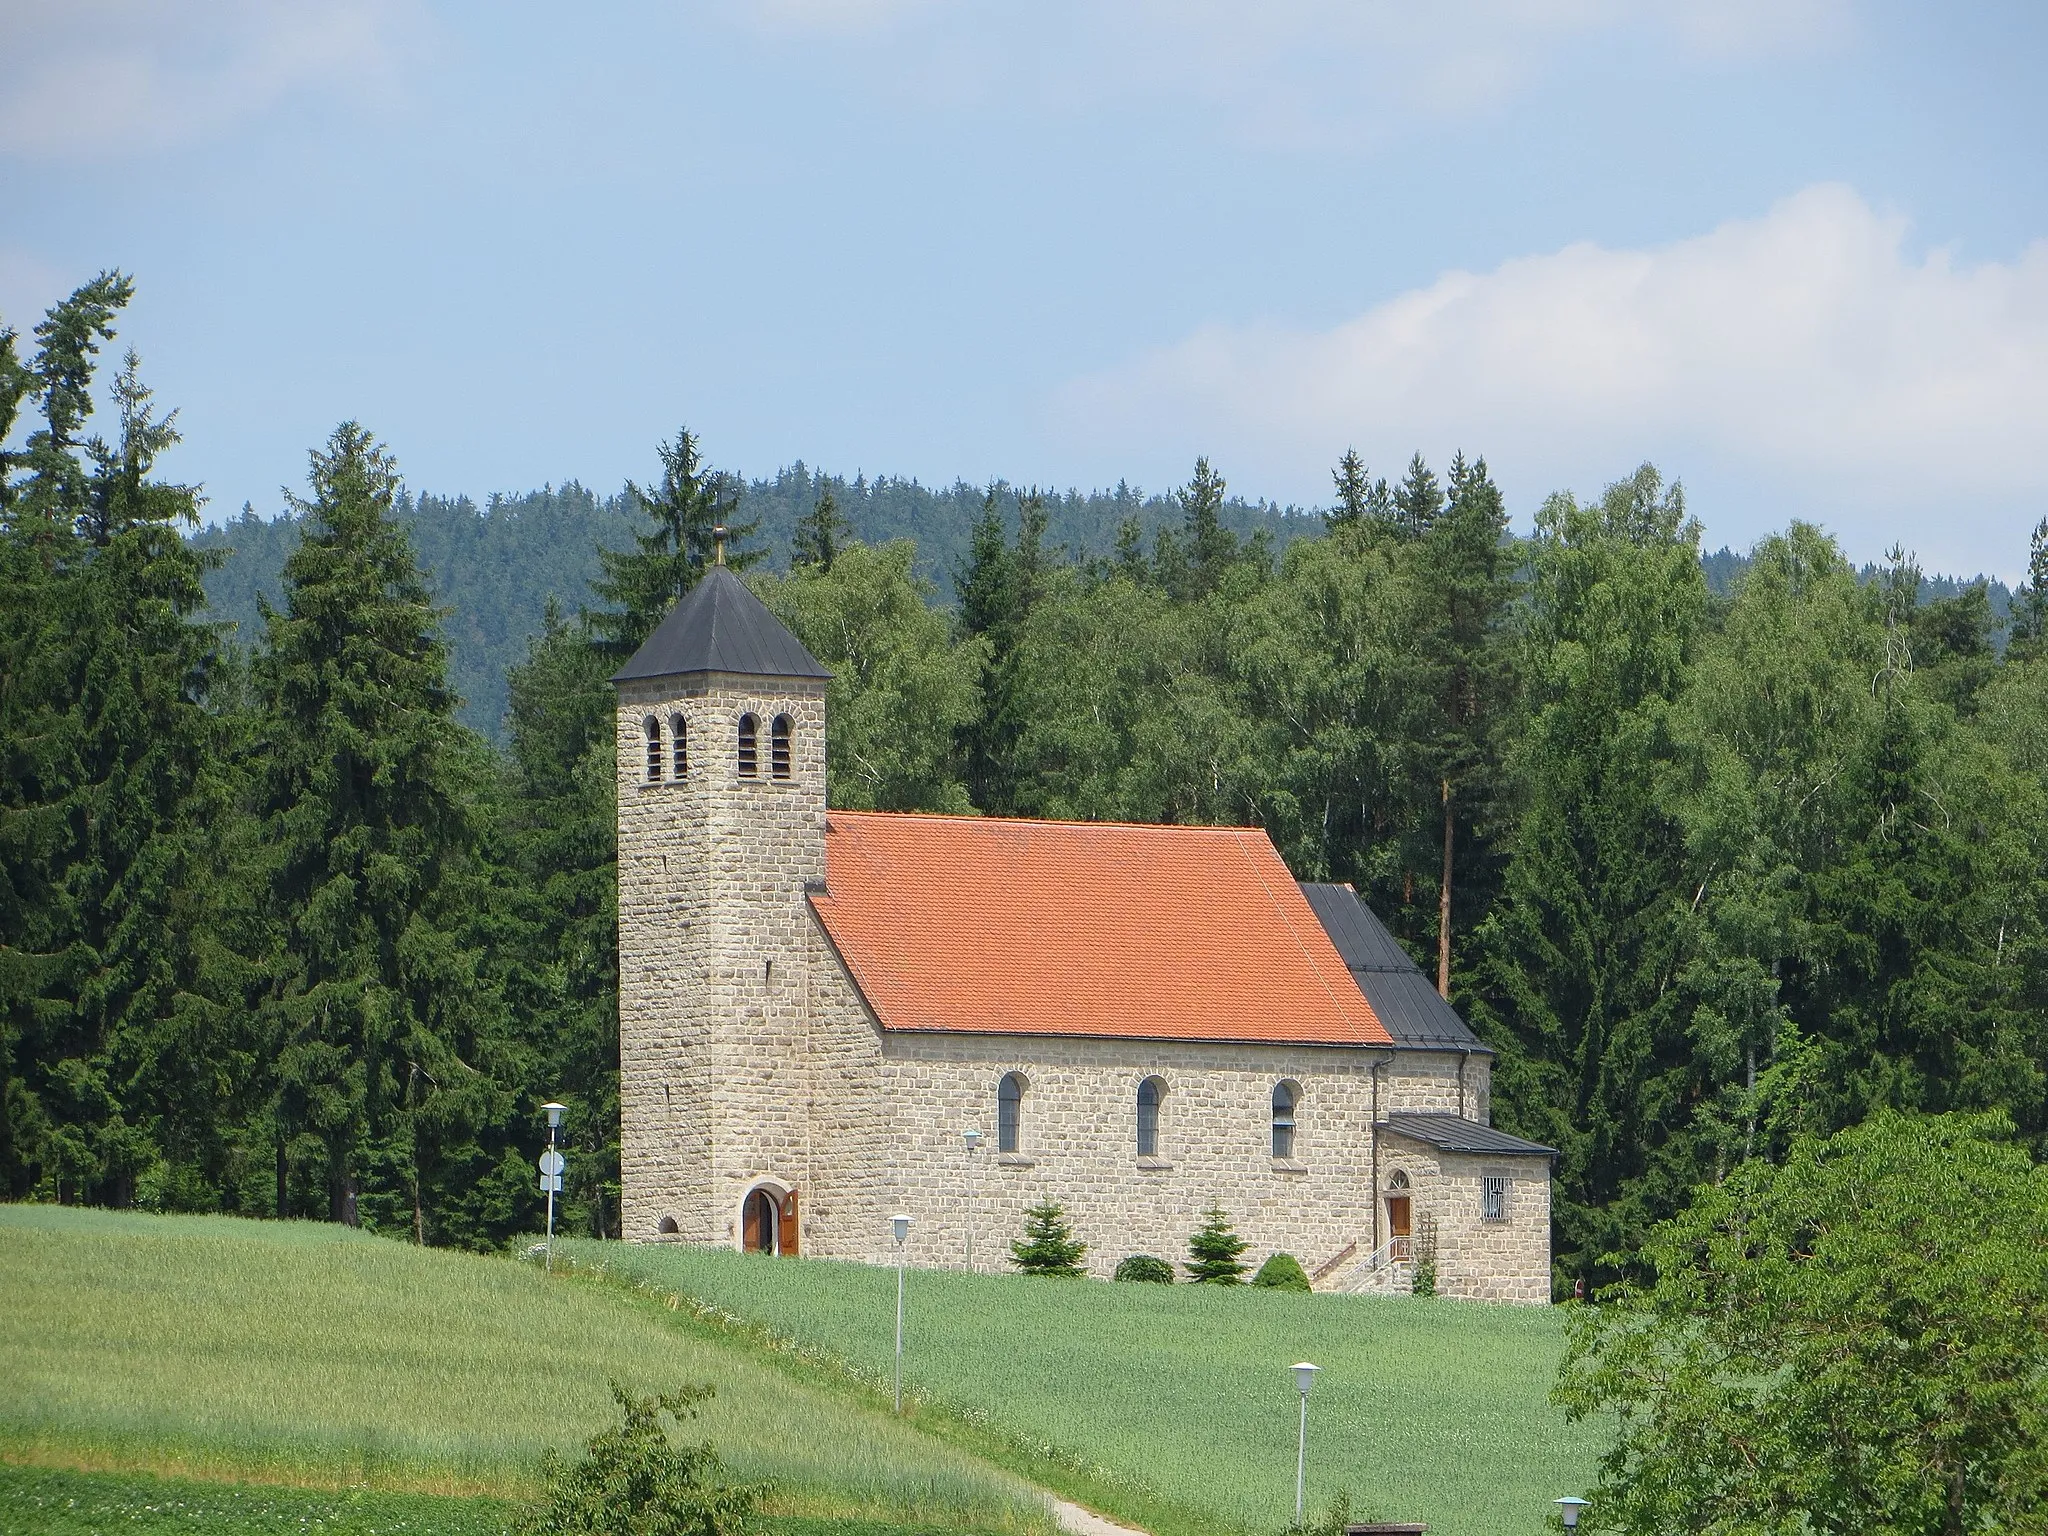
[{"xmin": 829, "ymin": 809, "xmax": 1264, "ymax": 834}]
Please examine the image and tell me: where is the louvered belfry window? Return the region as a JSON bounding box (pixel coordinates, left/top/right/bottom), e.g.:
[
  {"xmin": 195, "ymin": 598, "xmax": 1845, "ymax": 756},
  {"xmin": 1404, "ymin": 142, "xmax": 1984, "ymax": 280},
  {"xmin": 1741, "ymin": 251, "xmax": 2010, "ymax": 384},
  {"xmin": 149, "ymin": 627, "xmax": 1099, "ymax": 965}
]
[
  {"xmin": 737, "ymin": 713, "xmax": 758, "ymax": 777},
  {"xmin": 671, "ymin": 713, "xmax": 688, "ymax": 778},
  {"xmin": 644, "ymin": 716, "xmax": 663, "ymax": 782},
  {"xmin": 771, "ymin": 715, "xmax": 792, "ymax": 779}
]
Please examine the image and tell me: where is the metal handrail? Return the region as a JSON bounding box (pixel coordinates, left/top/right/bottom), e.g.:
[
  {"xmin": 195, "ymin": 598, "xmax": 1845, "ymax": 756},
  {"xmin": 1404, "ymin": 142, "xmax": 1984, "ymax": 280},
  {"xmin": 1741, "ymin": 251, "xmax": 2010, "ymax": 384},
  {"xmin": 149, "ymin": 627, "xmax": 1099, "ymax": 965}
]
[{"xmin": 1344, "ymin": 1236, "xmax": 1414, "ymax": 1291}]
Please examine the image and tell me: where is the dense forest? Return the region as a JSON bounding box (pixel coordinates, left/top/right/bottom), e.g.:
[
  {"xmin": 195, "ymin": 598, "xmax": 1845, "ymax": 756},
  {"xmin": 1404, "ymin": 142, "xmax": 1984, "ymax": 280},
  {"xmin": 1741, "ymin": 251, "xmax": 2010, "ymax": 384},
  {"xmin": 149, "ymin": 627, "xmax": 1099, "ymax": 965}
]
[
  {"xmin": 192, "ymin": 470, "xmax": 1324, "ymax": 740},
  {"xmin": 195, "ymin": 482, "xmax": 2015, "ymax": 746},
  {"xmin": 8, "ymin": 274, "xmax": 2048, "ymax": 1291}
]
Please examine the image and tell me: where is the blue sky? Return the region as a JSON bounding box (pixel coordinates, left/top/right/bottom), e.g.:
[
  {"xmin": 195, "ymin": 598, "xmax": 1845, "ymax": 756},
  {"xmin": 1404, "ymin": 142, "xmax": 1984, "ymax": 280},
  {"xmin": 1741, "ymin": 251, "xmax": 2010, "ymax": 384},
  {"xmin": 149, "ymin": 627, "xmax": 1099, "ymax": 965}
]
[{"xmin": 3, "ymin": 1, "xmax": 2044, "ymax": 575}]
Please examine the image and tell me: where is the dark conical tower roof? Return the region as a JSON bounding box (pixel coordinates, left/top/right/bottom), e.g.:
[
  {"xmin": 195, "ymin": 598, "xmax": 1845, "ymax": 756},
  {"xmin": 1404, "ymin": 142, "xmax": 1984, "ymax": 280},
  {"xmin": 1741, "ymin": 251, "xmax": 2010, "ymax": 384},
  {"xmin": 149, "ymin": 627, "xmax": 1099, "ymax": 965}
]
[{"xmin": 610, "ymin": 564, "xmax": 831, "ymax": 683}]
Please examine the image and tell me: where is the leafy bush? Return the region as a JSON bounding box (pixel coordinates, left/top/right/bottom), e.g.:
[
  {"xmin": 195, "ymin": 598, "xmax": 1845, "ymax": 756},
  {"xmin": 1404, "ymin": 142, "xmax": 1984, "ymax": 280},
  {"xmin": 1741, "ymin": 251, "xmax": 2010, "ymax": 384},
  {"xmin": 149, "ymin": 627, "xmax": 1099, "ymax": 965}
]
[
  {"xmin": 1557, "ymin": 1112, "xmax": 2048, "ymax": 1535},
  {"xmin": 1010, "ymin": 1201, "xmax": 1087, "ymax": 1277},
  {"xmin": 1185, "ymin": 1203, "xmax": 1249, "ymax": 1284},
  {"xmin": 525, "ymin": 1381, "xmax": 759, "ymax": 1536},
  {"xmin": 1251, "ymin": 1253, "xmax": 1311, "ymax": 1292},
  {"xmin": 1113, "ymin": 1254, "xmax": 1175, "ymax": 1284}
]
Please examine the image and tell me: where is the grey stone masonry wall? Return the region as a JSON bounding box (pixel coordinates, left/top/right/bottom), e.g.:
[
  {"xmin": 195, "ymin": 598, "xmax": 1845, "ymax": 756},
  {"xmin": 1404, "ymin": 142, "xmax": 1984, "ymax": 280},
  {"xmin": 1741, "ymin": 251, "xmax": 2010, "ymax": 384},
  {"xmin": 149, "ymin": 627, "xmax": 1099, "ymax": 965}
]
[
  {"xmin": 818, "ymin": 1028, "xmax": 1505, "ymax": 1288},
  {"xmin": 615, "ymin": 672, "xmax": 829, "ymax": 1245}
]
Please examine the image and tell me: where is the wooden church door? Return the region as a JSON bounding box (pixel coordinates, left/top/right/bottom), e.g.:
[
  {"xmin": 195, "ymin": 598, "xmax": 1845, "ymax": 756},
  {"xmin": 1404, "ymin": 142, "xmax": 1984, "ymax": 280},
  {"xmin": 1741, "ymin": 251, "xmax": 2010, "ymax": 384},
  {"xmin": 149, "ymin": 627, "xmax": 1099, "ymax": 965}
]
[
  {"xmin": 743, "ymin": 1188, "xmax": 798, "ymax": 1255},
  {"xmin": 1386, "ymin": 1195, "xmax": 1412, "ymax": 1256}
]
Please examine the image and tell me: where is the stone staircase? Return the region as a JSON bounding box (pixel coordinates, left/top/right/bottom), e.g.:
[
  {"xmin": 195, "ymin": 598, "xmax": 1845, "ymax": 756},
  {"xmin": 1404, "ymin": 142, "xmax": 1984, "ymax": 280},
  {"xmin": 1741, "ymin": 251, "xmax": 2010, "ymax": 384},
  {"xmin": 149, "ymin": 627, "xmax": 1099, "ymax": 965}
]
[{"xmin": 1311, "ymin": 1237, "xmax": 1413, "ymax": 1294}]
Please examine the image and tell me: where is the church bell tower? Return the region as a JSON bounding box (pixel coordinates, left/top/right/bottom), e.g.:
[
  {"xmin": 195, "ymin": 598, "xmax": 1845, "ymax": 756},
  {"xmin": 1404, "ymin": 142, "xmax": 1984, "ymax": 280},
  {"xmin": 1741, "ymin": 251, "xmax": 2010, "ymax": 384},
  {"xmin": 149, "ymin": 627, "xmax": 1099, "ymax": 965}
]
[{"xmin": 612, "ymin": 548, "xmax": 830, "ymax": 1244}]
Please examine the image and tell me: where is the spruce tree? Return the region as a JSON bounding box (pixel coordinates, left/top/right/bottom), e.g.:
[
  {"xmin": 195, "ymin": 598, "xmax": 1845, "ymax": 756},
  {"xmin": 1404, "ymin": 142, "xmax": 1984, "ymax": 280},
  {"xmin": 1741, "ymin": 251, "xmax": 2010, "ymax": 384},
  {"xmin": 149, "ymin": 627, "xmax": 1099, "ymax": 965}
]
[
  {"xmin": 2008, "ymin": 517, "xmax": 2048, "ymax": 663},
  {"xmin": 498, "ymin": 600, "xmax": 621, "ymax": 1237},
  {"xmin": 1185, "ymin": 1203, "xmax": 1249, "ymax": 1283},
  {"xmin": 1010, "ymin": 1200, "xmax": 1087, "ymax": 1276},
  {"xmin": 1173, "ymin": 456, "xmax": 1238, "ymax": 599},
  {"xmin": 1406, "ymin": 451, "xmax": 1516, "ymax": 997},
  {"xmin": 954, "ymin": 488, "xmax": 1046, "ymax": 814},
  {"xmin": 590, "ymin": 428, "xmax": 758, "ymax": 656},
  {"xmin": 1391, "ymin": 453, "xmax": 1441, "ymax": 540},
  {"xmin": 1327, "ymin": 450, "xmax": 1389, "ymax": 532},
  {"xmin": 791, "ymin": 485, "xmax": 850, "ymax": 572},
  {"xmin": 256, "ymin": 423, "xmax": 500, "ymax": 1232},
  {"xmin": 1, "ymin": 278, "xmax": 251, "ymax": 1207}
]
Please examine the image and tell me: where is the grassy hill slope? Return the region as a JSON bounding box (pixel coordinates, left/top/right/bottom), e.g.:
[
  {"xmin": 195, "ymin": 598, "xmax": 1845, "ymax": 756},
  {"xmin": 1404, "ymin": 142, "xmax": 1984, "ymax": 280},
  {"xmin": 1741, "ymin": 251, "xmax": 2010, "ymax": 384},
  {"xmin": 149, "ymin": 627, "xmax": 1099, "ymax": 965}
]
[
  {"xmin": 568, "ymin": 1243, "xmax": 1604, "ymax": 1536},
  {"xmin": 0, "ymin": 1207, "xmax": 1044, "ymax": 1531}
]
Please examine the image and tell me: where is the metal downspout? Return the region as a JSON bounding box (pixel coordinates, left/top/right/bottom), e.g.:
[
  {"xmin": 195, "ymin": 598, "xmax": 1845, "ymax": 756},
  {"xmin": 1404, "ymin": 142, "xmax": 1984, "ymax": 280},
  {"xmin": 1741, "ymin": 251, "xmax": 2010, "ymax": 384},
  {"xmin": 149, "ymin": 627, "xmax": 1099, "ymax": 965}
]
[{"xmin": 1371, "ymin": 1049, "xmax": 1394, "ymax": 1256}]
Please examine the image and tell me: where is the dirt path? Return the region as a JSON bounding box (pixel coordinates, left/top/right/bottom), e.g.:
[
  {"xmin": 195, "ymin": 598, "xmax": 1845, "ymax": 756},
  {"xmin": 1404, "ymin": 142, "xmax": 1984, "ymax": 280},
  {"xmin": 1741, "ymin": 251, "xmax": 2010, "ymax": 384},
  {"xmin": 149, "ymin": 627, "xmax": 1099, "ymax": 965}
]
[{"xmin": 1053, "ymin": 1497, "xmax": 1152, "ymax": 1536}]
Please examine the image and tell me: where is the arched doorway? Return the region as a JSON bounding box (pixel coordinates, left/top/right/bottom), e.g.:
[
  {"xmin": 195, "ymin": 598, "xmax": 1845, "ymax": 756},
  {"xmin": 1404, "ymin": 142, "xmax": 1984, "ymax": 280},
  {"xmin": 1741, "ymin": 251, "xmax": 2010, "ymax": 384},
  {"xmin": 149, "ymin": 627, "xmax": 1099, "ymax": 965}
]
[
  {"xmin": 1384, "ymin": 1170, "xmax": 1412, "ymax": 1259},
  {"xmin": 739, "ymin": 1183, "xmax": 801, "ymax": 1256}
]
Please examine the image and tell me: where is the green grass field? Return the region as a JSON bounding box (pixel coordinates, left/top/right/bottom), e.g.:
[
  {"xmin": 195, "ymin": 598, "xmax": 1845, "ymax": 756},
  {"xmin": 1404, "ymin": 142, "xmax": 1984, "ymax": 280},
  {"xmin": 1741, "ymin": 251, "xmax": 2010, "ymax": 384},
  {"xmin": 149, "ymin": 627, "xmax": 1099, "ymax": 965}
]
[
  {"xmin": 0, "ymin": 1465, "xmax": 1036, "ymax": 1536},
  {"xmin": 566, "ymin": 1242, "xmax": 1604, "ymax": 1536},
  {"xmin": 0, "ymin": 1207, "xmax": 1045, "ymax": 1532}
]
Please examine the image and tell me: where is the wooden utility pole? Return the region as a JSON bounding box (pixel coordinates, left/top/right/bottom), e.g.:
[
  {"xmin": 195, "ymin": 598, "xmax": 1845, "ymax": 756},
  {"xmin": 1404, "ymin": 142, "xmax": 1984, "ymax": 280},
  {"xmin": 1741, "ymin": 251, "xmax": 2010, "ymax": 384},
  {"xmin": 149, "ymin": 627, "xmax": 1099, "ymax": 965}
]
[{"xmin": 1438, "ymin": 778, "xmax": 1453, "ymax": 999}]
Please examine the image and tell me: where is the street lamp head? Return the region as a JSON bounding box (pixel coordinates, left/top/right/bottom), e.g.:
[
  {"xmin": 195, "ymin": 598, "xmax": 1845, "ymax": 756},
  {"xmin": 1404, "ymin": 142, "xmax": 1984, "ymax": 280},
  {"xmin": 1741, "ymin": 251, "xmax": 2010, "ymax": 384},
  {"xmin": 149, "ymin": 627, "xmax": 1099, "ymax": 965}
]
[
  {"xmin": 1555, "ymin": 1497, "xmax": 1589, "ymax": 1530},
  {"xmin": 542, "ymin": 1101, "xmax": 567, "ymax": 1129},
  {"xmin": 963, "ymin": 1128, "xmax": 983, "ymax": 1150},
  {"xmin": 892, "ymin": 1213, "xmax": 912, "ymax": 1245},
  {"xmin": 1292, "ymin": 1361, "xmax": 1320, "ymax": 1396}
]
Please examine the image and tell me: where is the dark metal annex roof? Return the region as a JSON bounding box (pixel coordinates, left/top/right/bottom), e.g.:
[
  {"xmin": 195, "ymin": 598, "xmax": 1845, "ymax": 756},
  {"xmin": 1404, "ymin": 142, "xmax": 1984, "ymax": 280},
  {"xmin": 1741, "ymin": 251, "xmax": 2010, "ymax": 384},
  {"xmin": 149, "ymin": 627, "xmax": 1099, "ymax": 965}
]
[
  {"xmin": 611, "ymin": 564, "xmax": 831, "ymax": 684},
  {"xmin": 1383, "ymin": 1111, "xmax": 1556, "ymax": 1159},
  {"xmin": 1299, "ymin": 882, "xmax": 1492, "ymax": 1054}
]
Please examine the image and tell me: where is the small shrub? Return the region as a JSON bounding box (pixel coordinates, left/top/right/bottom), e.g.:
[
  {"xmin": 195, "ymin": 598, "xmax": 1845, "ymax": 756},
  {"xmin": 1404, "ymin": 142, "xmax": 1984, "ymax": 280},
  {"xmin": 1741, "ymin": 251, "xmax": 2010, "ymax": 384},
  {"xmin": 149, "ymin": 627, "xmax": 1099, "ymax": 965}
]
[
  {"xmin": 1114, "ymin": 1254, "xmax": 1175, "ymax": 1284},
  {"xmin": 1185, "ymin": 1203, "xmax": 1249, "ymax": 1284},
  {"xmin": 525, "ymin": 1381, "xmax": 759, "ymax": 1536},
  {"xmin": 1251, "ymin": 1253, "xmax": 1311, "ymax": 1292},
  {"xmin": 1011, "ymin": 1201, "xmax": 1087, "ymax": 1277}
]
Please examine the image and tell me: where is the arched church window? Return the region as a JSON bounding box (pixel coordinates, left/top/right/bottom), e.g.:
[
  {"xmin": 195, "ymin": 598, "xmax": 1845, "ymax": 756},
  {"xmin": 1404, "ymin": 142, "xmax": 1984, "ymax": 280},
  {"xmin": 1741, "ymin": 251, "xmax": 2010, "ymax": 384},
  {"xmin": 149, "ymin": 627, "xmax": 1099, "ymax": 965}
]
[
  {"xmin": 1137, "ymin": 1076, "xmax": 1164, "ymax": 1158},
  {"xmin": 670, "ymin": 713, "xmax": 688, "ymax": 777},
  {"xmin": 644, "ymin": 716, "xmax": 663, "ymax": 782},
  {"xmin": 738, "ymin": 713, "xmax": 759, "ymax": 777},
  {"xmin": 1271, "ymin": 1080, "xmax": 1299, "ymax": 1159},
  {"xmin": 771, "ymin": 714, "xmax": 792, "ymax": 779},
  {"xmin": 997, "ymin": 1072, "xmax": 1024, "ymax": 1153}
]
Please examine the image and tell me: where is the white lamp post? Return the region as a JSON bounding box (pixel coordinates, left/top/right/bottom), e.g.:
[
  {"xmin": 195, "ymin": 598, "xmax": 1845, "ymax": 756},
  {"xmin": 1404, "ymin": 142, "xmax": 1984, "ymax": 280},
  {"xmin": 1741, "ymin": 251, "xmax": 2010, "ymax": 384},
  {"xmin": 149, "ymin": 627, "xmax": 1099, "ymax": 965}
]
[
  {"xmin": 892, "ymin": 1213, "xmax": 913, "ymax": 1412},
  {"xmin": 541, "ymin": 1102, "xmax": 567, "ymax": 1272},
  {"xmin": 1292, "ymin": 1361, "xmax": 1320, "ymax": 1526},
  {"xmin": 1555, "ymin": 1498, "xmax": 1588, "ymax": 1531},
  {"xmin": 962, "ymin": 1129, "xmax": 983, "ymax": 1272}
]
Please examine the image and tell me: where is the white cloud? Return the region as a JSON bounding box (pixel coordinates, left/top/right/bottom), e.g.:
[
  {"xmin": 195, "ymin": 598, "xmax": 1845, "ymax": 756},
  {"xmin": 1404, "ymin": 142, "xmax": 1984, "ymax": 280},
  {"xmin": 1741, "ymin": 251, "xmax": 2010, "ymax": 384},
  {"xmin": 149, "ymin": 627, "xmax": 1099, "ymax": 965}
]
[
  {"xmin": 0, "ymin": 0, "xmax": 426, "ymax": 159},
  {"xmin": 1052, "ymin": 185, "xmax": 2048, "ymax": 573},
  {"xmin": 713, "ymin": 0, "xmax": 1855, "ymax": 137}
]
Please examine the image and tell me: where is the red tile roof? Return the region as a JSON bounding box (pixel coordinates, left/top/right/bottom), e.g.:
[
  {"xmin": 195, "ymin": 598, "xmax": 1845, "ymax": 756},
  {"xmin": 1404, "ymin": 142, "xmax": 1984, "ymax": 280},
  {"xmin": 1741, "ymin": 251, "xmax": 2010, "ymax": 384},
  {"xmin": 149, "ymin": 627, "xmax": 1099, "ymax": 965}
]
[{"xmin": 809, "ymin": 811, "xmax": 1391, "ymax": 1046}]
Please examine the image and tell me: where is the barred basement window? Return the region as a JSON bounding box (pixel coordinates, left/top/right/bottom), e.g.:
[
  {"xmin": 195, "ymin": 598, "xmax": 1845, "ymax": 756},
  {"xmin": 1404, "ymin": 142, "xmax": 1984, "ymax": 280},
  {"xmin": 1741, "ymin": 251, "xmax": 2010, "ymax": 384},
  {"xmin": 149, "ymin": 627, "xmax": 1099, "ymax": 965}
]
[
  {"xmin": 1481, "ymin": 1174, "xmax": 1509, "ymax": 1223},
  {"xmin": 670, "ymin": 713, "xmax": 688, "ymax": 777},
  {"xmin": 998, "ymin": 1072, "xmax": 1024, "ymax": 1153},
  {"xmin": 1271, "ymin": 1080, "xmax": 1299, "ymax": 1159},
  {"xmin": 1136, "ymin": 1076, "xmax": 1164, "ymax": 1158},
  {"xmin": 644, "ymin": 716, "xmax": 664, "ymax": 782},
  {"xmin": 771, "ymin": 714, "xmax": 792, "ymax": 779},
  {"xmin": 738, "ymin": 713, "xmax": 759, "ymax": 777}
]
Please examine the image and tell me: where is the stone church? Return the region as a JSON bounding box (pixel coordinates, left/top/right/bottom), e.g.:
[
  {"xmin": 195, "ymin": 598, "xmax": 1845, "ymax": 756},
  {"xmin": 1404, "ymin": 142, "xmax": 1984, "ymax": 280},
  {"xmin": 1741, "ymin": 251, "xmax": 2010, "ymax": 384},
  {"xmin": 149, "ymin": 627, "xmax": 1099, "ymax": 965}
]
[{"xmin": 614, "ymin": 560, "xmax": 1556, "ymax": 1301}]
